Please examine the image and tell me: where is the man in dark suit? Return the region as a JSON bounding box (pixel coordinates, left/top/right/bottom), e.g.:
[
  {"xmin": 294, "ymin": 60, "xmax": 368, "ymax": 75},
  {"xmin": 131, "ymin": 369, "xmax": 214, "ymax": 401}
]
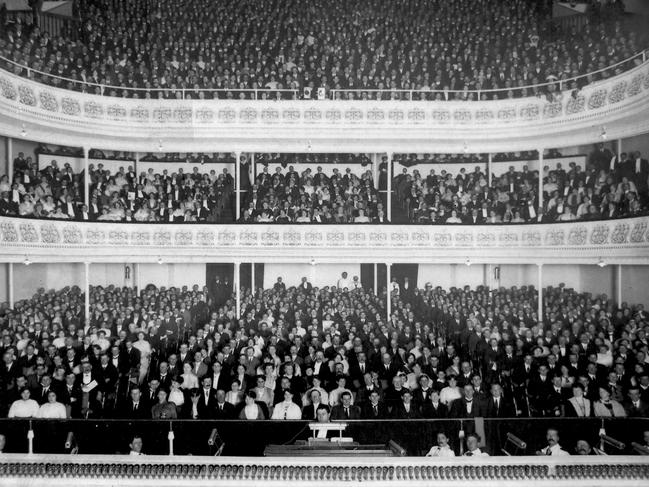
[
  {"xmin": 121, "ymin": 386, "xmax": 150, "ymax": 419},
  {"xmin": 624, "ymin": 388, "xmax": 649, "ymax": 417},
  {"xmin": 421, "ymin": 389, "xmax": 448, "ymax": 418},
  {"xmin": 482, "ymin": 383, "xmax": 515, "ymax": 418},
  {"xmin": 298, "ymin": 277, "xmax": 312, "ymax": 293},
  {"xmin": 450, "ymin": 384, "xmax": 481, "ymax": 419},
  {"xmin": 302, "ymin": 389, "xmax": 327, "ymax": 421},
  {"xmin": 213, "ymin": 388, "xmax": 235, "ymax": 419},
  {"xmin": 331, "ymin": 391, "xmax": 361, "ymax": 420},
  {"xmin": 59, "ymin": 372, "xmax": 83, "ymax": 418},
  {"xmin": 95, "ymin": 353, "xmax": 119, "ymax": 395},
  {"xmin": 527, "ymin": 364, "xmax": 555, "ymax": 416},
  {"xmin": 391, "ymin": 390, "xmax": 421, "ymax": 419},
  {"xmin": 412, "ymin": 374, "xmax": 434, "ymax": 406},
  {"xmin": 361, "ymin": 390, "xmax": 389, "ymax": 419},
  {"xmin": 193, "ymin": 377, "xmax": 217, "ymax": 419}
]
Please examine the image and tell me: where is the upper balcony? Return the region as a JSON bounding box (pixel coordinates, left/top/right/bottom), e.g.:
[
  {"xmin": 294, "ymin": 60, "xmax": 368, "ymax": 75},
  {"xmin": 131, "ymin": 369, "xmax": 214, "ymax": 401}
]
[{"xmin": 0, "ymin": 53, "xmax": 648, "ymax": 153}]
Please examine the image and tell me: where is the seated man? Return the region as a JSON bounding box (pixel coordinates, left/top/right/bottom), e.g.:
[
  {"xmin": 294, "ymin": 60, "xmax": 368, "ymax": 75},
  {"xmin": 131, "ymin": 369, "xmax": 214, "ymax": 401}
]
[
  {"xmin": 464, "ymin": 433, "xmax": 489, "ymax": 457},
  {"xmin": 536, "ymin": 428, "xmax": 570, "ymax": 456}
]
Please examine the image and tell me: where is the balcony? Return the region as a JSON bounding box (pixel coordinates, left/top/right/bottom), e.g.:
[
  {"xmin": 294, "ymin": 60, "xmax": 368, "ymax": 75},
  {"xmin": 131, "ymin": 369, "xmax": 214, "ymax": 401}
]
[
  {"xmin": 0, "ymin": 215, "xmax": 647, "ymax": 264},
  {"xmin": 0, "ymin": 55, "xmax": 647, "ymax": 153}
]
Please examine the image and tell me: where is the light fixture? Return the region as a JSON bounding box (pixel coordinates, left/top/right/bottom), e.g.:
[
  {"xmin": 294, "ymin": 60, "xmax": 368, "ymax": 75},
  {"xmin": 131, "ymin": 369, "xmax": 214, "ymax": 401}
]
[
  {"xmin": 597, "ymin": 258, "xmax": 606, "ymax": 268},
  {"xmin": 600, "ymin": 126, "xmax": 607, "ymax": 140},
  {"xmin": 24, "ymin": 256, "xmax": 31, "ymax": 266},
  {"xmin": 463, "ymin": 142, "xmax": 469, "ymax": 154},
  {"xmin": 465, "ymin": 258, "xmax": 471, "ymax": 266},
  {"xmin": 310, "ymin": 258, "xmax": 316, "ymax": 266},
  {"xmin": 157, "ymin": 256, "xmax": 163, "ymax": 265},
  {"xmin": 306, "ymin": 140, "xmax": 313, "ymax": 152},
  {"xmin": 20, "ymin": 124, "xmax": 26, "ymax": 137},
  {"xmin": 158, "ymin": 139, "xmax": 163, "ymax": 152}
]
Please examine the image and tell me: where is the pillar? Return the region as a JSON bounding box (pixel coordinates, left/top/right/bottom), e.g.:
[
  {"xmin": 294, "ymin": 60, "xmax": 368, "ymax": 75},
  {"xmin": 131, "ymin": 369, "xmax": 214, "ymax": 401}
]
[
  {"xmin": 373, "ymin": 263, "xmax": 378, "ymax": 295},
  {"xmin": 84, "ymin": 262, "xmax": 90, "ymax": 328},
  {"xmin": 617, "ymin": 139, "xmax": 622, "ymax": 160},
  {"xmin": 135, "ymin": 152, "xmax": 140, "ymax": 173},
  {"xmin": 487, "ymin": 153, "xmax": 493, "ymax": 185},
  {"xmin": 251, "ymin": 262, "xmax": 256, "ymax": 294},
  {"xmin": 251, "ymin": 152, "xmax": 257, "ymax": 182},
  {"xmin": 386, "ymin": 263, "xmax": 392, "ymax": 321},
  {"xmin": 8, "ymin": 263, "xmax": 14, "ymax": 309},
  {"xmin": 6, "ymin": 136, "xmax": 13, "ymax": 182},
  {"xmin": 537, "ymin": 149, "xmax": 544, "ymax": 221},
  {"xmin": 83, "ymin": 147, "xmax": 90, "ymax": 206},
  {"xmin": 537, "ymin": 263, "xmax": 543, "ymax": 324},
  {"xmin": 235, "ymin": 151, "xmax": 241, "ymax": 221},
  {"xmin": 133, "ymin": 263, "xmax": 139, "ymax": 291},
  {"xmin": 234, "ymin": 262, "xmax": 241, "ymax": 320},
  {"xmin": 616, "ymin": 265, "xmax": 622, "ymax": 305},
  {"xmin": 386, "ymin": 152, "xmax": 393, "ymax": 222},
  {"xmin": 372, "ymin": 153, "xmax": 379, "ymax": 190}
]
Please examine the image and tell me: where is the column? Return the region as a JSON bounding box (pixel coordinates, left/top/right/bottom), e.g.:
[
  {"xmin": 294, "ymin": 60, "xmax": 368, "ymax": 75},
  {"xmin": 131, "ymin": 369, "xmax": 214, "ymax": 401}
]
[
  {"xmin": 386, "ymin": 152, "xmax": 393, "ymax": 222},
  {"xmin": 84, "ymin": 262, "xmax": 90, "ymax": 328},
  {"xmin": 235, "ymin": 151, "xmax": 241, "ymax": 221},
  {"xmin": 537, "ymin": 263, "xmax": 543, "ymax": 324},
  {"xmin": 234, "ymin": 262, "xmax": 241, "ymax": 320},
  {"xmin": 487, "ymin": 153, "xmax": 493, "ymax": 185},
  {"xmin": 537, "ymin": 149, "xmax": 544, "ymax": 221},
  {"xmin": 251, "ymin": 152, "xmax": 257, "ymax": 183},
  {"xmin": 373, "ymin": 263, "xmax": 378, "ymax": 295},
  {"xmin": 135, "ymin": 152, "xmax": 140, "ymax": 173},
  {"xmin": 616, "ymin": 265, "xmax": 622, "ymax": 305},
  {"xmin": 372, "ymin": 153, "xmax": 379, "ymax": 190},
  {"xmin": 83, "ymin": 147, "xmax": 90, "ymax": 206},
  {"xmin": 8, "ymin": 263, "xmax": 14, "ymax": 309},
  {"xmin": 6, "ymin": 136, "xmax": 13, "ymax": 182},
  {"xmin": 133, "ymin": 263, "xmax": 139, "ymax": 291},
  {"xmin": 251, "ymin": 262, "xmax": 256, "ymax": 294},
  {"xmin": 617, "ymin": 139, "xmax": 622, "ymax": 160},
  {"xmin": 386, "ymin": 263, "xmax": 392, "ymax": 321}
]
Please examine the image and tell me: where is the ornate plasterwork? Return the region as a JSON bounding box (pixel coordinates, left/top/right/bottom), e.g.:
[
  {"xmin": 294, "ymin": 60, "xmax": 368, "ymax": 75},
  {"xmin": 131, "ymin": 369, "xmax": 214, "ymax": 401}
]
[
  {"xmin": 0, "ymin": 217, "xmax": 647, "ymax": 262},
  {"xmin": 0, "ymin": 61, "xmax": 646, "ymax": 134}
]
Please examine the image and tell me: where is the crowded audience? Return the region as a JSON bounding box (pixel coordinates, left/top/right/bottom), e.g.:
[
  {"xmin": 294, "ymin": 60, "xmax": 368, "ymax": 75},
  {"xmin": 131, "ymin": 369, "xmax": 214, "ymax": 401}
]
[
  {"xmin": 243, "ymin": 153, "xmax": 382, "ymax": 223},
  {"xmin": 0, "ymin": 0, "xmax": 642, "ymax": 100},
  {"xmin": 0, "ymin": 145, "xmax": 236, "ymax": 222},
  {"xmin": 392, "ymin": 146, "xmax": 649, "ymax": 223},
  {"xmin": 0, "ymin": 275, "xmax": 647, "ymax": 447}
]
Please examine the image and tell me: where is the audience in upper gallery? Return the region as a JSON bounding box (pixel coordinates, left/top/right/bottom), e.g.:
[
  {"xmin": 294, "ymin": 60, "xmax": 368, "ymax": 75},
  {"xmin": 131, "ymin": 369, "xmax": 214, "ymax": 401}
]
[
  {"xmin": 242, "ymin": 153, "xmax": 381, "ymax": 223},
  {"xmin": 0, "ymin": 275, "xmax": 647, "ymax": 430},
  {"xmin": 392, "ymin": 146, "xmax": 649, "ymax": 223},
  {"xmin": 0, "ymin": 0, "xmax": 641, "ymax": 100}
]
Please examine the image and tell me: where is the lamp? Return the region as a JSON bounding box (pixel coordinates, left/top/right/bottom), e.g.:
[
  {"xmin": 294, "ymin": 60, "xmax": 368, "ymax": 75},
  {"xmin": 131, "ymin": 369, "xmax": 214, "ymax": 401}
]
[
  {"xmin": 600, "ymin": 126, "xmax": 607, "ymax": 140},
  {"xmin": 24, "ymin": 256, "xmax": 31, "ymax": 266},
  {"xmin": 157, "ymin": 257, "xmax": 163, "ymax": 265},
  {"xmin": 158, "ymin": 139, "xmax": 163, "ymax": 152},
  {"xmin": 310, "ymin": 258, "xmax": 316, "ymax": 266},
  {"xmin": 597, "ymin": 258, "xmax": 606, "ymax": 268},
  {"xmin": 465, "ymin": 258, "xmax": 471, "ymax": 266},
  {"xmin": 20, "ymin": 124, "xmax": 26, "ymax": 137}
]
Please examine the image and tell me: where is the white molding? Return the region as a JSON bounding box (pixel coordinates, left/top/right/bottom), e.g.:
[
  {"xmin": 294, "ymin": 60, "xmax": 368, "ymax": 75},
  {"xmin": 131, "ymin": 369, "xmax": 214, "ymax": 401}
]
[
  {"xmin": 0, "ymin": 215, "xmax": 647, "ymax": 264},
  {"xmin": 0, "ymin": 61, "xmax": 647, "ymax": 153}
]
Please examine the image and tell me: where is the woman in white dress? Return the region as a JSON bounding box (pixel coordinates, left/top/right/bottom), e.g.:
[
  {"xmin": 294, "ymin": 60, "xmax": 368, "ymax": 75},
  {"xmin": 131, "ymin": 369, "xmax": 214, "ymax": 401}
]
[{"xmin": 426, "ymin": 432, "xmax": 456, "ymax": 457}]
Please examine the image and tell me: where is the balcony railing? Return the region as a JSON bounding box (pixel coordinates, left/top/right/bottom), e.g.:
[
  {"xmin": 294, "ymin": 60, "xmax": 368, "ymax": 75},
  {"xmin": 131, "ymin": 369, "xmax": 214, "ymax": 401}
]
[
  {"xmin": 0, "ymin": 50, "xmax": 647, "ymax": 101},
  {"xmin": 0, "ymin": 214, "xmax": 646, "ymax": 264}
]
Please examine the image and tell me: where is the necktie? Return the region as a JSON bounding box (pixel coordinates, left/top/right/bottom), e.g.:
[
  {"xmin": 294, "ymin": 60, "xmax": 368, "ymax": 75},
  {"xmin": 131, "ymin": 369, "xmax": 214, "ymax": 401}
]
[
  {"xmin": 546, "ymin": 448, "xmax": 552, "ymax": 456},
  {"xmin": 466, "ymin": 451, "xmax": 473, "ymax": 456},
  {"xmin": 133, "ymin": 403, "xmax": 137, "ymax": 411},
  {"xmin": 373, "ymin": 405, "xmax": 378, "ymax": 416},
  {"xmin": 345, "ymin": 407, "xmax": 349, "ymax": 418},
  {"xmin": 284, "ymin": 406, "xmax": 288, "ymax": 419}
]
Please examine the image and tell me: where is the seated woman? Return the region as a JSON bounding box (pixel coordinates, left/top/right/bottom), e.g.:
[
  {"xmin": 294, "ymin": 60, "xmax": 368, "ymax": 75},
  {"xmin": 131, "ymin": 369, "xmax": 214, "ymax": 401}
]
[
  {"xmin": 239, "ymin": 391, "xmax": 265, "ymax": 420},
  {"xmin": 37, "ymin": 390, "xmax": 68, "ymax": 419},
  {"xmin": 593, "ymin": 386, "xmax": 626, "ymax": 418},
  {"xmin": 426, "ymin": 432, "xmax": 455, "ymax": 457},
  {"xmin": 180, "ymin": 362, "xmax": 199, "ymax": 390},
  {"xmin": 225, "ymin": 379, "xmax": 244, "ymax": 407}
]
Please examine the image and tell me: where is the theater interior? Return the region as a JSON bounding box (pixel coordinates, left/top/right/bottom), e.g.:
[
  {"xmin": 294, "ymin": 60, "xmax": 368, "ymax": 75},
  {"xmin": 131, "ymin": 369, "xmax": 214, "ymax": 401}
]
[{"xmin": 0, "ymin": 0, "xmax": 648, "ymax": 485}]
